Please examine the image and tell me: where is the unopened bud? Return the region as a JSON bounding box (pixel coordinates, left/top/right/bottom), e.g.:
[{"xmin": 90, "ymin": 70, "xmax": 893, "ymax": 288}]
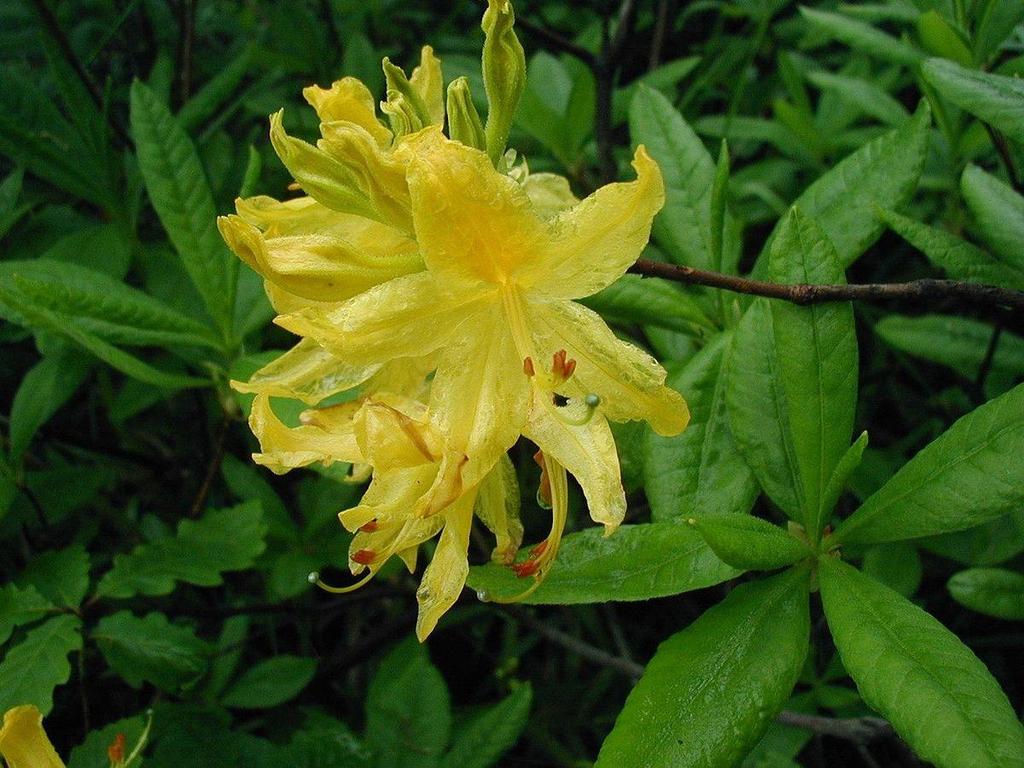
[
  {"xmin": 481, "ymin": 0, "xmax": 526, "ymax": 164},
  {"xmin": 446, "ymin": 77, "xmax": 486, "ymax": 151}
]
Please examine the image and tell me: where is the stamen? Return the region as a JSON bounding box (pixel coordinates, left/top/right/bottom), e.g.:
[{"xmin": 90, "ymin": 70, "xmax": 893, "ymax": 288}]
[
  {"xmin": 309, "ymin": 570, "xmax": 374, "ymax": 594},
  {"xmin": 523, "ymin": 356, "xmax": 535, "ymax": 376},
  {"xmin": 359, "ymin": 519, "xmax": 379, "ymax": 532},
  {"xmin": 553, "ymin": 393, "xmax": 601, "ymax": 427},
  {"xmin": 351, "ymin": 548, "xmax": 377, "ymax": 565}
]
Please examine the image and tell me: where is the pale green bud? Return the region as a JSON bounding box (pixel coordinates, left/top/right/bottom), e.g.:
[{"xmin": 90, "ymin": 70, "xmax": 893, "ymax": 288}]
[
  {"xmin": 481, "ymin": 0, "xmax": 526, "ymax": 164},
  {"xmin": 381, "ymin": 57, "xmax": 432, "ymax": 137},
  {"xmin": 445, "ymin": 77, "xmax": 486, "ymax": 151}
]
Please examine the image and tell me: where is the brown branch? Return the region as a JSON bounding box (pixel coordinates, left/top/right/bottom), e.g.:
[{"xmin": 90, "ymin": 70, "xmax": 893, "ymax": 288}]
[
  {"xmin": 649, "ymin": 0, "xmax": 671, "ymax": 71},
  {"xmin": 515, "ymin": 15, "xmax": 596, "ymax": 66},
  {"xmin": 176, "ymin": 0, "xmax": 197, "ymax": 106},
  {"xmin": 776, "ymin": 710, "xmax": 894, "ymax": 744},
  {"xmin": 985, "ymin": 124, "xmax": 1021, "ymax": 193},
  {"xmin": 629, "ymin": 259, "xmax": 1024, "ymax": 326},
  {"xmin": 189, "ymin": 414, "xmax": 230, "ymax": 517}
]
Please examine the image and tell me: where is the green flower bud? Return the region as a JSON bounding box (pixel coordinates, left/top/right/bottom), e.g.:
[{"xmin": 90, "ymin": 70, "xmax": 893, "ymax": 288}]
[
  {"xmin": 445, "ymin": 77, "xmax": 486, "ymax": 151},
  {"xmin": 481, "ymin": 0, "xmax": 526, "ymax": 165},
  {"xmin": 381, "ymin": 57, "xmax": 432, "ymax": 137}
]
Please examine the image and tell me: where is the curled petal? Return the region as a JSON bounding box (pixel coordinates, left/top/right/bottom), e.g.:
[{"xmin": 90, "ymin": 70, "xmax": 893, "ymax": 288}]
[
  {"xmin": 354, "ymin": 393, "xmax": 443, "ymax": 470},
  {"xmin": 218, "ymin": 214, "xmax": 421, "ymax": 302},
  {"xmin": 415, "ymin": 491, "xmax": 476, "ymax": 640},
  {"xmin": 522, "ymin": 172, "xmax": 578, "ymax": 219},
  {"xmin": 528, "ymin": 297, "xmax": 689, "ymax": 436},
  {"xmin": 524, "ymin": 146, "xmax": 664, "ymax": 298},
  {"xmin": 249, "ymin": 394, "xmax": 363, "ymax": 474},
  {"xmin": 0, "ymin": 706, "xmax": 65, "ymax": 768},
  {"xmin": 276, "ymin": 271, "xmax": 488, "ymax": 367},
  {"xmin": 475, "ymin": 454, "xmax": 523, "ymax": 563},
  {"xmin": 525, "ymin": 395, "xmax": 625, "ymax": 531},
  {"xmin": 232, "ymin": 338, "xmax": 379, "ymax": 404},
  {"xmin": 302, "ymin": 77, "xmax": 392, "ymax": 146}
]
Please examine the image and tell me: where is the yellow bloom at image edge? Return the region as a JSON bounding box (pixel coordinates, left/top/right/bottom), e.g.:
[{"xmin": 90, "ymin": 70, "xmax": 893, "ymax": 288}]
[{"xmin": 0, "ymin": 706, "xmax": 65, "ymax": 768}]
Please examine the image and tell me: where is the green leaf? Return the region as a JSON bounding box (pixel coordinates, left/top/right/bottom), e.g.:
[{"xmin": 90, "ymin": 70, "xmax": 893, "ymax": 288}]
[
  {"xmin": 516, "ymin": 53, "xmax": 593, "ymax": 167},
  {"xmin": 920, "ymin": 511, "xmax": 1024, "ymax": 566},
  {"xmin": 97, "ymin": 502, "xmax": 267, "ymax": 599},
  {"xmin": 0, "ymin": 167, "xmax": 29, "ymax": 239},
  {"xmin": 468, "ymin": 522, "xmax": 740, "ymax": 604},
  {"xmin": 833, "ymin": 383, "xmax": 1024, "ymax": 545},
  {"xmin": 130, "ymin": 79, "xmax": 237, "ymax": 338},
  {"xmin": 875, "ymin": 315, "xmax": 1024, "ymax": 378},
  {"xmin": 0, "ymin": 68, "xmax": 117, "ymax": 210},
  {"xmin": 0, "ymin": 584, "xmax": 53, "ymax": 646},
  {"xmin": 961, "ymin": 164, "xmax": 1024, "ymax": 272},
  {"xmin": 199, "ymin": 615, "xmax": 249, "ymax": 701},
  {"xmin": 93, "ymin": 611, "xmax": 211, "ymax": 691},
  {"xmin": 799, "ymin": 8, "xmax": 925, "ymax": 67},
  {"xmin": 806, "ymin": 71, "xmax": 910, "ymax": 127},
  {"xmin": 220, "ymin": 655, "xmax": 317, "ymax": 709},
  {"xmin": 0, "ymin": 281, "xmax": 209, "ymax": 390},
  {"xmin": 819, "ymin": 431, "xmax": 869, "ymax": 527},
  {"xmin": 727, "ymin": 299, "xmax": 802, "ymax": 519},
  {"xmin": 878, "ymin": 207, "xmax": 1024, "ymax": 290},
  {"xmin": 629, "ymin": 85, "xmax": 718, "ymax": 270},
  {"xmin": 365, "ymin": 639, "xmax": 451, "ymax": 768},
  {"xmin": 924, "ymin": 59, "xmax": 1024, "ymax": 144},
  {"xmin": 0, "ymin": 615, "xmax": 82, "ymax": 715},
  {"xmin": 819, "ymin": 557, "xmax": 1024, "ymax": 766},
  {"xmin": 8, "ymin": 344, "xmax": 92, "ymax": 460},
  {"xmin": 768, "ymin": 208, "xmax": 858, "ymax": 539},
  {"xmin": 595, "ymin": 568, "xmax": 810, "ymax": 768},
  {"xmin": 643, "ymin": 332, "xmax": 758, "ymax": 521},
  {"xmin": 761, "ymin": 103, "xmax": 930, "ymax": 268},
  {"xmin": 439, "ymin": 684, "xmax": 532, "ymax": 768},
  {"xmin": 688, "ymin": 516, "xmax": 812, "ymax": 571},
  {"xmin": 861, "ymin": 542, "xmax": 923, "ymax": 597},
  {"xmin": 177, "ymin": 44, "xmax": 254, "ymax": 133},
  {"xmin": 973, "ymin": 0, "xmax": 1024, "ymax": 64},
  {"xmin": 15, "ymin": 544, "xmax": 90, "ymax": 607},
  {"xmin": 581, "ymin": 275, "xmax": 715, "ymax": 335},
  {"xmin": 69, "ymin": 714, "xmax": 148, "ymax": 768},
  {"xmin": 948, "ymin": 567, "xmax": 1024, "ymax": 620},
  {"xmin": 0, "ymin": 260, "xmax": 222, "ymax": 350}
]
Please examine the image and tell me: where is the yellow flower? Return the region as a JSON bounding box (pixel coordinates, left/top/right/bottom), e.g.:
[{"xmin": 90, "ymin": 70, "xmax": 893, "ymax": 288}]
[
  {"xmin": 0, "ymin": 706, "xmax": 65, "ymax": 768},
  {"xmin": 272, "ymin": 129, "xmax": 687, "ymax": 578}
]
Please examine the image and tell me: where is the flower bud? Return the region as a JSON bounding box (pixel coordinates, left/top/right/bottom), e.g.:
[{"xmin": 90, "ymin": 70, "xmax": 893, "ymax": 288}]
[
  {"xmin": 481, "ymin": 0, "xmax": 526, "ymax": 164},
  {"xmin": 445, "ymin": 77, "xmax": 486, "ymax": 151}
]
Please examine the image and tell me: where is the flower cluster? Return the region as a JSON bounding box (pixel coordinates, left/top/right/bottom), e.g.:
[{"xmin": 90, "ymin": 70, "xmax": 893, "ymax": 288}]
[{"xmin": 220, "ymin": 0, "xmax": 688, "ymax": 640}]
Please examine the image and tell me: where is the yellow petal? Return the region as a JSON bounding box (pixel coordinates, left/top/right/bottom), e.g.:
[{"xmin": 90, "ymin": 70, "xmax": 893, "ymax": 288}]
[
  {"xmin": 349, "ymin": 510, "xmax": 444, "ymax": 575},
  {"xmin": 340, "ymin": 464, "xmax": 440, "ymax": 532},
  {"xmin": 427, "ymin": 308, "xmax": 530, "ymax": 490},
  {"xmin": 523, "ymin": 146, "xmax": 664, "ymax": 298},
  {"xmin": 415, "ymin": 491, "xmax": 476, "ymax": 640},
  {"xmin": 318, "ymin": 122, "xmax": 413, "ymax": 231},
  {"xmin": 354, "ymin": 394, "xmax": 443, "ymax": 470},
  {"xmin": 524, "ymin": 396, "xmax": 625, "ymax": 531},
  {"xmin": 401, "ymin": 129, "xmax": 546, "ymax": 286},
  {"xmin": 302, "ymin": 78, "xmax": 392, "ymax": 146},
  {"xmin": 232, "ymin": 338, "xmax": 380, "ymax": 404},
  {"xmin": 521, "ymin": 172, "xmax": 578, "ymax": 219},
  {"xmin": 0, "ymin": 706, "xmax": 65, "ymax": 768},
  {"xmin": 475, "ymin": 455, "xmax": 523, "ymax": 563},
  {"xmin": 527, "ymin": 297, "xmax": 689, "ymax": 436},
  {"xmin": 249, "ymin": 394, "xmax": 363, "ymax": 474},
  {"xmin": 410, "ymin": 46, "xmax": 445, "ymax": 126},
  {"xmin": 276, "ymin": 271, "xmax": 489, "ymax": 367},
  {"xmin": 218, "ymin": 214, "xmax": 422, "ymax": 302},
  {"xmin": 269, "ymin": 111, "xmax": 381, "ymax": 221}
]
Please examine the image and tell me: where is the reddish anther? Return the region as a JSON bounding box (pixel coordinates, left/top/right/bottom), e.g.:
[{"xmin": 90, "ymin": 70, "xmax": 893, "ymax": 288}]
[
  {"xmin": 523, "ymin": 356, "xmax": 535, "ymax": 376},
  {"xmin": 530, "ymin": 540, "xmax": 549, "ymax": 557},
  {"xmin": 351, "ymin": 548, "xmax": 376, "ymax": 565},
  {"xmin": 108, "ymin": 733, "xmax": 126, "ymax": 764},
  {"xmin": 359, "ymin": 520, "xmax": 379, "ymax": 532},
  {"xmin": 512, "ymin": 560, "xmax": 540, "ymax": 578},
  {"xmin": 563, "ymin": 358, "xmax": 577, "ymax": 378}
]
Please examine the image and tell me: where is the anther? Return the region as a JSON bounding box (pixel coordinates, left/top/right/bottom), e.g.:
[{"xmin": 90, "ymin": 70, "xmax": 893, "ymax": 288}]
[
  {"xmin": 523, "ymin": 356, "xmax": 535, "ymax": 376},
  {"xmin": 511, "ymin": 560, "xmax": 540, "ymax": 578},
  {"xmin": 351, "ymin": 548, "xmax": 376, "ymax": 565},
  {"xmin": 359, "ymin": 520, "xmax": 379, "ymax": 533}
]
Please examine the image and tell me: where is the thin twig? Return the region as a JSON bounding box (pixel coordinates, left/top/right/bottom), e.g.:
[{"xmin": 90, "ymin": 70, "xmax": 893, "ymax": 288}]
[
  {"xmin": 975, "ymin": 322, "xmax": 1004, "ymax": 398},
  {"xmin": 985, "ymin": 124, "xmax": 1021, "ymax": 193},
  {"xmin": 189, "ymin": 414, "xmax": 230, "ymax": 517},
  {"xmin": 649, "ymin": 0, "xmax": 671, "ymax": 71},
  {"xmin": 776, "ymin": 710, "xmax": 894, "ymax": 743},
  {"xmin": 502, "ymin": 605, "xmax": 644, "ymax": 679},
  {"xmin": 176, "ymin": 0, "xmax": 197, "ymax": 106},
  {"xmin": 29, "ymin": 0, "xmax": 130, "ymax": 146},
  {"xmin": 515, "ymin": 15, "xmax": 596, "ymax": 66},
  {"xmin": 629, "ymin": 258, "xmax": 1024, "ymax": 318}
]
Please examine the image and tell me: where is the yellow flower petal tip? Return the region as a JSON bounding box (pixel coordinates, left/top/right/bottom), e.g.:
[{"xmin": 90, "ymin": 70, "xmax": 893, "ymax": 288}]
[{"xmin": 0, "ymin": 706, "xmax": 66, "ymax": 768}]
